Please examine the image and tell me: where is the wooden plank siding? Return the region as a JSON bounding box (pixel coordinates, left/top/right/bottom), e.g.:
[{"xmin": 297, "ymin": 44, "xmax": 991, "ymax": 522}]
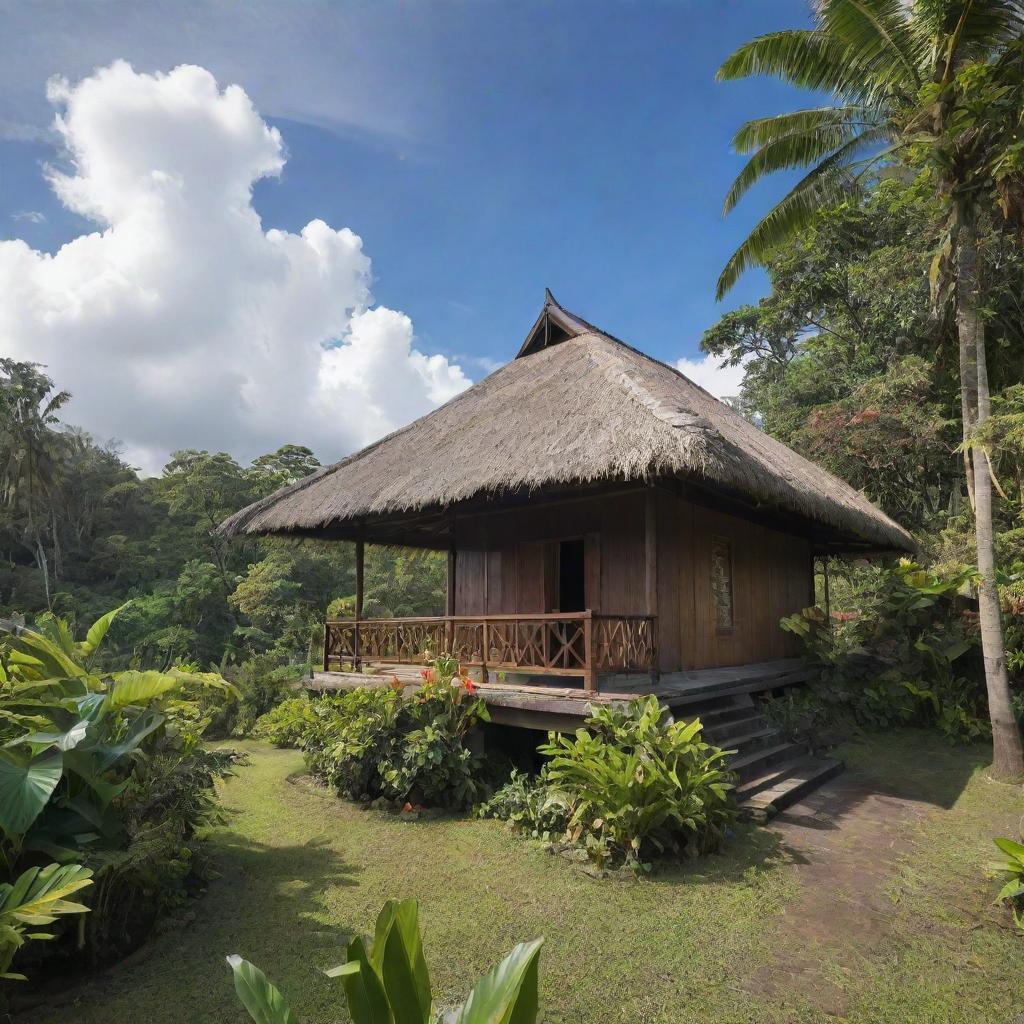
[
  {"xmin": 451, "ymin": 487, "xmax": 810, "ymax": 672},
  {"xmin": 656, "ymin": 491, "xmax": 809, "ymax": 670}
]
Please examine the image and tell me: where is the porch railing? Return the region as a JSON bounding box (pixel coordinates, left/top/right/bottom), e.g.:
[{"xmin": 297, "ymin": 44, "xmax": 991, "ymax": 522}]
[{"xmin": 323, "ymin": 612, "xmax": 656, "ymax": 694}]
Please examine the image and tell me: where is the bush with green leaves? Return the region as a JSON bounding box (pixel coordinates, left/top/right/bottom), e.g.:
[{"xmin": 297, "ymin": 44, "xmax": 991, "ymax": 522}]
[
  {"xmin": 482, "ymin": 698, "xmax": 735, "ymax": 874},
  {"xmin": 476, "ymin": 769, "xmax": 570, "ymax": 841},
  {"xmin": 216, "ymin": 652, "xmax": 307, "ymax": 738},
  {"xmin": 0, "ymin": 862, "xmax": 92, "ymax": 984},
  {"xmin": 988, "ymin": 836, "xmax": 1024, "ymax": 933},
  {"xmin": 0, "ymin": 605, "xmax": 239, "ymax": 969},
  {"xmin": 779, "ymin": 560, "xmax": 989, "ymax": 744},
  {"xmin": 538, "ymin": 697, "xmax": 735, "ymax": 872},
  {"xmin": 252, "ymin": 696, "xmax": 323, "ymax": 748},
  {"xmin": 258, "ymin": 657, "xmax": 492, "ymax": 809},
  {"xmin": 228, "ymin": 897, "xmax": 543, "ymax": 1024}
]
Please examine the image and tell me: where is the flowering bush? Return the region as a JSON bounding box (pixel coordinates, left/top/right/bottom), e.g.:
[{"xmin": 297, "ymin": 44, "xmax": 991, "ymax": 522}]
[{"xmin": 254, "ymin": 655, "xmax": 490, "ymax": 809}]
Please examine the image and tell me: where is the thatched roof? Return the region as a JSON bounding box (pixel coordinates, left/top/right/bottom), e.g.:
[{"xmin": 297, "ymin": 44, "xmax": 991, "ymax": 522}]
[{"xmin": 220, "ymin": 292, "xmax": 915, "ymax": 552}]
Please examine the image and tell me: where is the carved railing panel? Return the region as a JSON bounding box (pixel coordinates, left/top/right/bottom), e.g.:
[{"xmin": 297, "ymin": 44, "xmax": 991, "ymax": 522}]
[
  {"xmin": 593, "ymin": 615, "xmax": 655, "ymax": 672},
  {"xmin": 324, "ymin": 612, "xmax": 656, "ymax": 688}
]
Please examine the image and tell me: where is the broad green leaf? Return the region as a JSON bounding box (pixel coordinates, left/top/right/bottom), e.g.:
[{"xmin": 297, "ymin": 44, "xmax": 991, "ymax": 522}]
[
  {"xmin": 994, "ymin": 837, "xmax": 1024, "ymax": 861},
  {"xmin": 108, "ymin": 671, "xmax": 178, "ymax": 708},
  {"xmin": 333, "ymin": 935, "xmax": 392, "ymax": 1024},
  {"xmin": 19, "ymin": 720, "xmax": 89, "ymax": 753},
  {"xmin": 1, "ymin": 863, "xmax": 93, "ymax": 921},
  {"xmin": 227, "ymin": 955, "xmax": 299, "ymax": 1024},
  {"xmin": 78, "ymin": 604, "xmax": 128, "ymax": 656},
  {"xmin": 374, "ymin": 900, "xmax": 431, "ymax": 1024},
  {"xmin": 0, "ymin": 748, "xmax": 62, "ymax": 836},
  {"xmin": 91, "ymin": 707, "xmax": 164, "ymax": 771},
  {"xmin": 453, "ymin": 937, "xmax": 544, "ymax": 1024}
]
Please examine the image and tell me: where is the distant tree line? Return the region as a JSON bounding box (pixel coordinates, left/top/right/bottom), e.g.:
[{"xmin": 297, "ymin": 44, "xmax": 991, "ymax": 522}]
[{"xmin": 0, "ymin": 361, "xmax": 444, "ymax": 671}]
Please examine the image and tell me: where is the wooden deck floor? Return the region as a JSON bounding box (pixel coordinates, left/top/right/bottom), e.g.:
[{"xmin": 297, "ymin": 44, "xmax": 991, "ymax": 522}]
[{"xmin": 306, "ymin": 657, "xmax": 812, "ymax": 731}]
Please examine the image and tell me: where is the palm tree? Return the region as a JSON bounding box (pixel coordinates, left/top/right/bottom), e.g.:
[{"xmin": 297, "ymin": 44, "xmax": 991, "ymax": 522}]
[
  {"xmin": 716, "ymin": 0, "xmax": 1024, "ymax": 779},
  {"xmin": 0, "ymin": 360, "xmax": 70, "ymax": 609}
]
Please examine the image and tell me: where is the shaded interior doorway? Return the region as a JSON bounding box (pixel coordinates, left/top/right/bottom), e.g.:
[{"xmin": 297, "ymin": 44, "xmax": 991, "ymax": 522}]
[{"xmin": 557, "ymin": 538, "xmax": 586, "ymax": 612}]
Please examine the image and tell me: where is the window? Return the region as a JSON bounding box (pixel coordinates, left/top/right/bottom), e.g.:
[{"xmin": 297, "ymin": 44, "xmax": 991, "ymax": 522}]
[{"xmin": 711, "ymin": 538, "xmax": 733, "ymax": 632}]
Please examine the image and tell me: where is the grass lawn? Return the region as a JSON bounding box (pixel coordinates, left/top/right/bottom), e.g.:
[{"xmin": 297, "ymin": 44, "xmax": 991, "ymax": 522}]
[{"xmin": 31, "ymin": 730, "xmax": 1022, "ymax": 1024}]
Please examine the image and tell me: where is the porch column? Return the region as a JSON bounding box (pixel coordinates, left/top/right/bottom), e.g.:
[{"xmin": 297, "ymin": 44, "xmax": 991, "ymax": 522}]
[
  {"xmin": 354, "ymin": 538, "xmax": 364, "ymax": 671},
  {"xmin": 445, "ymin": 543, "xmax": 457, "ymax": 656},
  {"xmin": 645, "ymin": 489, "xmax": 659, "ymax": 681}
]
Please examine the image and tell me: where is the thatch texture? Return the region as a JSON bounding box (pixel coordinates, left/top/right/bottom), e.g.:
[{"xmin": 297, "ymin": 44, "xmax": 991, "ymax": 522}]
[{"xmin": 220, "ymin": 296, "xmax": 915, "ymax": 552}]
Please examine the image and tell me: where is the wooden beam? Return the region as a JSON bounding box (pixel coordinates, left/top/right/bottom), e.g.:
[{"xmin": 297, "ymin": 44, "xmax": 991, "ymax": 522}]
[
  {"xmin": 446, "ymin": 544, "xmax": 456, "ymax": 617},
  {"xmin": 355, "ymin": 538, "xmax": 365, "ymax": 619},
  {"xmin": 645, "ymin": 490, "xmax": 659, "ymax": 679}
]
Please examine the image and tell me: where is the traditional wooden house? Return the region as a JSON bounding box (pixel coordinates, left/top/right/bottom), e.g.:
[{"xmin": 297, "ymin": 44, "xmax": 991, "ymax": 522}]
[{"xmin": 221, "ymin": 292, "xmax": 914, "ymax": 809}]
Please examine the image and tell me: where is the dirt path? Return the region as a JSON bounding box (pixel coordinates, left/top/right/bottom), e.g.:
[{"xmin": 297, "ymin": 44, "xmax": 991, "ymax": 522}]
[{"xmin": 744, "ymin": 752, "xmax": 1022, "ymax": 1020}]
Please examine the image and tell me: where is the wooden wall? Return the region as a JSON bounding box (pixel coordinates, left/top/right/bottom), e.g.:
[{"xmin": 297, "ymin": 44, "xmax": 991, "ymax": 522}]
[
  {"xmin": 655, "ymin": 491, "xmax": 812, "ymax": 671},
  {"xmin": 451, "ymin": 487, "xmax": 812, "ymax": 672},
  {"xmin": 452, "ymin": 491, "xmax": 646, "ymax": 617}
]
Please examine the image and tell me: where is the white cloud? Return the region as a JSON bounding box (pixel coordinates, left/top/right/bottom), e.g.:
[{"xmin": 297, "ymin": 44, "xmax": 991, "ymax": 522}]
[
  {"xmin": 0, "ymin": 61, "xmax": 470, "ymax": 474},
  {"xmin": 674, "ymin": 352, "xmax": 747, "ymax": 402},
  {"xmin": 12, "ymin": 210, "xmax": 47, "ymax": 224}
]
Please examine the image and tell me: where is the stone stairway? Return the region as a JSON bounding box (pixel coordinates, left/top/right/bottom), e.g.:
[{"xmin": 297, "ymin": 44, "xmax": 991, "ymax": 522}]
[{"xmin": 681, "ymin": 692, "xmax": 843, "ymax": 818}]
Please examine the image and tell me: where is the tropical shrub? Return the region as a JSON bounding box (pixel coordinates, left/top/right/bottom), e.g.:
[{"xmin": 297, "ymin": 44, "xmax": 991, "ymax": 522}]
[
  {"xmin": 0, "ymin": 862, "xmax": 92, "ymax": 982},
  {"xmin": 0, "ymin": 605, "xmax": 239, "ymax": 968},
  {"xmin": 538, "ymin": 697, "xmax": 735, "ymax": 872},
  {"xmin": 252, "ymin": 696, "xmax": 322, "ymax": 748},
  {"xmin": 217, "ymin": 652, "xmax": 306, "ymax": 737},
  {"xmin": 476, "ymin": 769, "xmax": 570, "ymax": 841},
  {"xmin": 988, "ymin": 836, "xmax": 1024, "ymax": 932},
  {"xmin": 480, "ymin": 698, "xmax": 734, "ymax": 874},
  {"xmin": 228, "ymin": 898, "xmax": 543, "ymax": 1024},
  {"xmin": 778, "ymin": 560, "xmax": 989, "ymax": 744},
  {"xmin": 257, "ymin": 655, "xmax": 492, "ymax": 809}
]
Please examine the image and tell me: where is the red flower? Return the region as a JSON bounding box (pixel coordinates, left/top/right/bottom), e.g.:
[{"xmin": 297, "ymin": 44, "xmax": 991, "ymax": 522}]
[{"xmin": 462, "ymin": 676, "xmax": 476, "ymax": 695}]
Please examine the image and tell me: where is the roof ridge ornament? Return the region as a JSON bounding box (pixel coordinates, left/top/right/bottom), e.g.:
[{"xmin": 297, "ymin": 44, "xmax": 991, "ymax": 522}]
[{"xmin": 515, "ymin": 288, "xmax": 594, "ymax": 359}]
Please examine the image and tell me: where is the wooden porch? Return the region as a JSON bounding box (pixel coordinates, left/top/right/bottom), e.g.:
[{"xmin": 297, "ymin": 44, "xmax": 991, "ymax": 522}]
[{"xmin": 323, "ymin": 611, "xmax": 657, "ymax": 693}]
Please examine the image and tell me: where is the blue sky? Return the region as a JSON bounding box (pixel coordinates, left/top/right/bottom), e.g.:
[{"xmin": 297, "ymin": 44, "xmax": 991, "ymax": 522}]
[{"xmin": 0, "ymin": 1, "xmax": 814, "ymax": 468}]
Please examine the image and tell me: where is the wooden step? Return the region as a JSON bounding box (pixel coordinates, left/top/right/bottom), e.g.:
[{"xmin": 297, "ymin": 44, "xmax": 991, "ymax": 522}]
[
  {"xmin": 715, "ymin": 726, "xmax": 780, "ymax": 754},
  {"xmin": 737, "ymin": 756, "xmax": 844, "ymax": 816},
  {"xmin": 727, "ymin": 741, "xmax": 806, "ymax": 782},
  {"xmin": 701, "ymin": 713, "xmax": 769, "ymax": 742},
  {"xmin": 665, "ymin": 673, "xmax": 811, "ymax": 707}
]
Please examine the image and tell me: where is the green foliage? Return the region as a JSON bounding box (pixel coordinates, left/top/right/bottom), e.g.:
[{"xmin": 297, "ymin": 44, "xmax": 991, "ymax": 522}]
[
  {"xmin": 481, "ymin": 697, "xmax": 732, "ymax": 875},
  {"xmin": 0, "ymin": 605, "xmax": 239, "ymax": 969},
  {"xmin": 228, "ymin": 898, "xmax": 544, "ymax": 1024},
  {"xmin": 476, "ymin": 769, "xmax": 570, "ymax": 841},
  {"xmin": 252, "ymin": 697, "xmax": 321, "ymax": 749},
  {"xmin": 777, "ymin": 560, "xmax": 991, "ymax": 743},
  {"xmin": 261, "ymin": 658, "xmax": 492, "ymax": 809},
  {"xmin": 0, "ymin": 861, "xmax": 92, "ymax": 981},
  {"xmin": 988, "ymin": 836, "xmax": 1024, "ymax": 932}
]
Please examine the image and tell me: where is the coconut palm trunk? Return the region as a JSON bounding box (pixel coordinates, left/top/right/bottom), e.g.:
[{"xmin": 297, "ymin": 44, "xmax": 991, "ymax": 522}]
[{"xmin": 958, "ymin": 225, "xmax": 1024, "ymax": 779}]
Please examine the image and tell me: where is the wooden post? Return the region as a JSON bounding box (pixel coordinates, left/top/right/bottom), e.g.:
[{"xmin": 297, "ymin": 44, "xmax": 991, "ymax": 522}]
[
  {"xmin": 644, "ymin": 489, "xmax": 660, "ymax": 682},
  {"xmin": 446, "ymin": 544, "xmax": 456, "ymax": 654},
  {"xmin": 322, "ymin": 622, "xmax": 330, "ymax": 673},
  {"xmin": 354, "ymin": 538, "xmax": 364, "ymax": 672},
  {"xmin": 480, "ymin": 620, "xmax": 489, "ymax": 685},
  {"xmin": 582, "ymin": 610, "xmax": 596, "ymax": 694},
  {"xmin": 822, "ymin": 555, "xmax": 833, "ymax": 637}
]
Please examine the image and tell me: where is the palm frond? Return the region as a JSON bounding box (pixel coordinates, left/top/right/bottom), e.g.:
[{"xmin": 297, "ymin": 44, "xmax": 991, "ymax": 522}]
[
  {"xmin": 724, "ymin": 123, "xmax": 859, "ymax": 214},
  {"xmin": 724, "ymin": 120, "xmax": 893, "ymax": 215},
  {"xmin": 717, "ymin": 30, "xmax": 860, "ymax": 93},
  {"xmin": 717, "ymin": 160, "xmax": 863, "ymax": 300},
  {"xmin": 732, "ymin": 105, "xmax": 877, "ymax": 153},
  {"xmin": 818, "ymin": 0, "xmax": 923, "ymax": 91}
]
